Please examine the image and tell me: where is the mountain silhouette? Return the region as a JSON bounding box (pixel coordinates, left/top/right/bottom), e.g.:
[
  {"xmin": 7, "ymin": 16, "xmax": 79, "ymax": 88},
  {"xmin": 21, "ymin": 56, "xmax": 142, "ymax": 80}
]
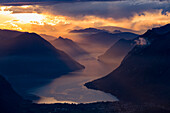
[
  {"xmin": 0, "ymin": 75, "xmax": 25, "ymax": 113},
  {"xmin": 51, "ymin": 36, "xmax": 89, "ymax": 58},
  {"xmin": 0, "ymin": 30, "xmax": 84, "ymax": 78},
  {"xmin": 70, "ymin": 28, "xmax": 107, "ymax": 34},
  {"xmin": 98, "ymin": 38, "xmax": 135, "ymax": 64},
  {"xmin": 85, "ymin": 24, "xmax": 170, "ymax": 106},
  {"xmin": 40, "ymin": 34, "xmax": 57, "ymax": 42},
  {"xmin": 80, "ymin": 30, "xmax": 138, "ymax": 47},
  {"xmin": 98, "ymin": 26, "xmax": 140, "ymax": 34}
]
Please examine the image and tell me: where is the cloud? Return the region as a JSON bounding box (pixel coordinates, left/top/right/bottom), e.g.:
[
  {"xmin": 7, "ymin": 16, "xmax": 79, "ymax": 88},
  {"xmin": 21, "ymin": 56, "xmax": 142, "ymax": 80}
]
[
  {"xmin": 135, "ymin": 37, "xmax": 150, "ymax": 46},
  {"xmin": 0, "ymin": 0, "xmax": 169, "ymax": 37},
  {"xmin": 40, "ymin": 0, "xmax": 170, "ymax": 19}
]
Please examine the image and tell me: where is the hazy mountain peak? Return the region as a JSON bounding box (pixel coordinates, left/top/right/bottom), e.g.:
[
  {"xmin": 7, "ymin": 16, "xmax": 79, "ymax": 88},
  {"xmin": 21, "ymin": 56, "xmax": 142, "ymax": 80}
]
[
  {"xmin": 58, "ymin": 36, "xmax": 64, "ymax": 39},
  {"xmin": 98, "ymin": 38, "xmax": 135, "ymax": 64},
  {"xmin": 113, "ymin": 30, "xmax": 122, "ymax": 33},
  {"xmin": 70, "ymin": 27, "xmax": 107, "ymax": 33},
  {"xmin": 52, "ymin": 36, "xmax": 89, "ymax": 58}
]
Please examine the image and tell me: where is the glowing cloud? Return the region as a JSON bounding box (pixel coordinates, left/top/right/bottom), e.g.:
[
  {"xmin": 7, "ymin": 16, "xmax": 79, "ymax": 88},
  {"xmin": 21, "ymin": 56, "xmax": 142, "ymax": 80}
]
[{"xmin": 0, "ymin": 2, "xmax": 169, "ymax": 37}]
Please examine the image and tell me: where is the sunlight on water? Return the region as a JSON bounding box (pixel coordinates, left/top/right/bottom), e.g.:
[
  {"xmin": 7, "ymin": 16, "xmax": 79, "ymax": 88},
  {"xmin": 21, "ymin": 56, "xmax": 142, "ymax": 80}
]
[
  {"xmin": 30, "ymin": 54, "xmax": 119, "ymax": 104},
  {"xmin": 35, "ymin": 96, "xmax": 78, "ymax": 104}
]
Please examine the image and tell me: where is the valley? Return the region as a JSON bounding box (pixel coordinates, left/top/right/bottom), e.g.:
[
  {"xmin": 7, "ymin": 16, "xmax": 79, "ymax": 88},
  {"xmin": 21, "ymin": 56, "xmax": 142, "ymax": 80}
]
[{"xmin": 0, "ymin": 1, "xmax": 170, "ymax": 112}]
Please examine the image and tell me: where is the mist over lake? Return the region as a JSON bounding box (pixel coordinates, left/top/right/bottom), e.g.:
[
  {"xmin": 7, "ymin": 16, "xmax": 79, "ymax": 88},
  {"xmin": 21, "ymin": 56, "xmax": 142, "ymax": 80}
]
[{"xmin": 0, "ymin": 0, "xmax": 170, "ymax": 113}]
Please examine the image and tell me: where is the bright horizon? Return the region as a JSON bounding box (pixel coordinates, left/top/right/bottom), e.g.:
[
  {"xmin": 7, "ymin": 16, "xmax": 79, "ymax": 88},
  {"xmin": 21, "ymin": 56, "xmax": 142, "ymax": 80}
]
[{"xmin": 0, "ymin": 0, "xmax": 169, "ymax": 37}]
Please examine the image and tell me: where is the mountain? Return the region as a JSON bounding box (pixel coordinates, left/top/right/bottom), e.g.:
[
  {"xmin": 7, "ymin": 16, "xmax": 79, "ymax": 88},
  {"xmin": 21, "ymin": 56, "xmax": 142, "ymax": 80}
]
[
  {"xmin": 40, "ymin": 34, "xmax": 89, "ymax": 58},
  {"xmin": 0, "ymin": 75, "xmax": 25, "ymax": 113},
  {"xmin": 0, "ymin": 74, "xmax": 169, "ymax": 113},
  {"xmin": 152, "ymin": 24, "xmax": 170, "ymax": 34},
  {"xmin": 98, "ymin": 38, "xmax": 135, "ymax": 64},
  {"xmin": 40, "ymin": 34, "xmax": 57, "ymax": 42},
  {"xmin": 51, "ymin": 36, "xmax": 89, "ymax": 58},
  {"xmin": 70, "ymin": 28, "xmax": 138, "ymax": 55},
  {"xmin": 0, "ymin": 30, "xmax": 84, "ymax": 78},
  {"xmin": 78, "ymin": 30, "xmax": 138, "ymax": 48},
  {"xmin": 70, "ymin": 28, "xmax": 107, "ymax": 34},
  {"xmin": 74, "ymin": 28, "xmax": 138, "ymax": 47},
  {"xmin": 0, "ymin": 29, "xmax": 24, "ymax": 39},
  {"xmin": 97, "ymin": 26, "xmax": 140, "ymax": 34},
  {"xmin": 85, "ymin": 24, "xmax": 170, "ymax": 106}
]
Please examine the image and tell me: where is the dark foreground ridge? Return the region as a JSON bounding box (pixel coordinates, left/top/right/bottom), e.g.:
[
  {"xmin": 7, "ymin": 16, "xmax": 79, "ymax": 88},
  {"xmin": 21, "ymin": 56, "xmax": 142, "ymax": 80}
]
[{"xmin": 85, "ymin": 24, "xmax": 170, "ymax": 107}]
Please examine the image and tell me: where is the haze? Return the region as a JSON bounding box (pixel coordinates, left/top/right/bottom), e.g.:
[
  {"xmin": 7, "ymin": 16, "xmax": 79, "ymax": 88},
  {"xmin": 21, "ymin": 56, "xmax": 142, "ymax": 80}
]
[{"xmin": 0, "ymin": 0, "xmax": 169, "ymax": 37}]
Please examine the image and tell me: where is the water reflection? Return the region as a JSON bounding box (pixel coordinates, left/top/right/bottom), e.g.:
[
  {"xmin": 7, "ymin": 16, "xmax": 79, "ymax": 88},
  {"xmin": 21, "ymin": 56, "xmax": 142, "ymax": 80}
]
[
  {"xmin": 35, "ymin": 96, "xmax": 78, "ymax": 104},
  {"xmin": 30, "ymin": 55, "xmax": 119, "ymax": 104}
]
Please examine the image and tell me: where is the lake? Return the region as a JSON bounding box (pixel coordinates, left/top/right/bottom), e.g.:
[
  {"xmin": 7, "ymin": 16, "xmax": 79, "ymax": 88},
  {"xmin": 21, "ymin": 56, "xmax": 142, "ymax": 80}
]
[{"xmin": 29, "ymin": 53, "xmax": 119, "ymax": 104}]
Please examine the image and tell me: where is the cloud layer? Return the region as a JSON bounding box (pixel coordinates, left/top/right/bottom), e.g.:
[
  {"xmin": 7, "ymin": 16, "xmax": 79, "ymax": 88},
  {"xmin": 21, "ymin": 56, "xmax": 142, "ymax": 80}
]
[{"xmin": 0, "ymin": 0, "xmax": 169, "ymax": 37}]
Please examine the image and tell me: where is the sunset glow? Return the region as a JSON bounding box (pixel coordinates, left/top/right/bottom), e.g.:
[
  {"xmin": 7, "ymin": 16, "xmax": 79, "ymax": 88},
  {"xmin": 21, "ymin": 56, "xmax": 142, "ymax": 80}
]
[
  {"xmin": 0, "ymin": 1, "xmax": 170, "ymax": 112},
  {"xmin": 0, "ymin": 2, "xmax": 169, "ymax": 37},
  {"xmin": 11, "ymin": 13, "xmax": 45, "ymax": 25}
]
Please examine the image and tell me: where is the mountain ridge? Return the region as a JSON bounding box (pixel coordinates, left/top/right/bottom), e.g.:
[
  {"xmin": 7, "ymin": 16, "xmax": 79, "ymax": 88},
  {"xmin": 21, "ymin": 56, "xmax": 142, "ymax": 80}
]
[
  {"xmin": 85, "ymin": 24, "xmax": 170, "ymax": 106},
  {"xmin": 0, "ymin": 30, "xmax": 84, "ymax": 77},
  {"xmin": 98, "ymin": 38, "xmax": 135, "ymax": 64},
  {"xmin": 51, "ymin": 36, "xmax": 89, "ymax": 58}
]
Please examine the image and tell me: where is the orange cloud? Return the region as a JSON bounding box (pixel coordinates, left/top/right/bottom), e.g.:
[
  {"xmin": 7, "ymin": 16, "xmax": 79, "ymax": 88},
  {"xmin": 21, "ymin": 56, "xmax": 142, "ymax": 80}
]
[{"xmin": 0, "ymin": 5, "xmax": 169, "ymax": 37}]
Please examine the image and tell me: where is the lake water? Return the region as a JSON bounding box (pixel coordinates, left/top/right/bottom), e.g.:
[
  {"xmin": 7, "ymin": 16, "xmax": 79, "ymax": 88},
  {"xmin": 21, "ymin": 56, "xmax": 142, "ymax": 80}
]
[{"xmin": 29, "ymin": 54, "xmax": 119, "ymax": 104}]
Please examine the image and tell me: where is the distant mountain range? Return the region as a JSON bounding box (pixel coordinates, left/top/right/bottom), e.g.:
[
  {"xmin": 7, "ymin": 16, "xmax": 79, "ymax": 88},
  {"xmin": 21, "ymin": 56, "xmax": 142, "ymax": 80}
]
[
  {"xmin": 86, "ymin": 31, "xmax": 138, "ymax": 47},
  {"xmin": 85, "ymin": 24, "xmax": 170, "ymax": 106},
  {"xmin": 0, "ymin": 30, "xmax": 84, "ymax": 78},
  {"xmin": 70, "ymin": 28, "xmax": 107, "ymax": 34},
  {"xmin": 71, "ymin": 28, "xmax": 138, "ymax": 48},
  {"xmin": 98, "ymin": 38, "xmax": 135, "ymax": 64},
  {"xmin": 97, "ymin": 26, "xmax": 140, "ymax": 34}
]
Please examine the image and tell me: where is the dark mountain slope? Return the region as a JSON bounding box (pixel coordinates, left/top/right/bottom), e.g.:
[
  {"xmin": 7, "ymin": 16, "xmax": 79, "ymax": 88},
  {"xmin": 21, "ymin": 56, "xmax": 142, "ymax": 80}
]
[
  {"xmin": 85, "ymin": 24, "xmax": 170, "ymax": 106},
  {"xmin": 0, "ymin": 75, "xmax": 25, "ymax": 113},
  {"xmin": 98, "ymin": 38, "xmax": 135, "ymax": 64},
  {"xmin": 0, "ymin": 29, "xmax": 24, "ymax": 40},
  {"xmin": 40, "ymin": 34, "xmax": 57, "ymax": 42},
  {"xmin": 51, "ymin": 36, "xmax": 89, "ymax": 58},
  {"xmin": 0, "ymin": 31, "xmax": 84, "ymax": 77},
  {"xmin": 0, "ymin": 74, "xmax": 169, "ymax": 113}
]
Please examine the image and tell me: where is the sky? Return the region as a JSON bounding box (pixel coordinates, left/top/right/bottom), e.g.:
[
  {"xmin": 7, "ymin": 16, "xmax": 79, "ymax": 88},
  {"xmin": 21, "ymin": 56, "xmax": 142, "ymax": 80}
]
[
  {"xmin": 0, "ymin": 0, "xmax": 169, "ymax": 37},
  {"xmin": 0, "ymin": 0, "xmax": 127, "ymax": 3}
]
